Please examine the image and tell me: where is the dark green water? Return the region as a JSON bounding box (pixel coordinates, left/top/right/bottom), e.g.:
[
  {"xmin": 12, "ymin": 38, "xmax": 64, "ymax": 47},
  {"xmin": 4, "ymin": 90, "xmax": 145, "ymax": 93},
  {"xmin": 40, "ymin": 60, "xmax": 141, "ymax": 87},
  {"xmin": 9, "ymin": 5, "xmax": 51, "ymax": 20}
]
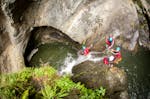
[
  {"xmin": 119, "ymin": 48, "xmax": 150, "ymax": 99},
  {"xmin": 30, "ymin": 43, "xmax": 77, "ymax": 69},
  {"xmin": 30, "ymin": 43, "xmax": 150, "ymax": 98}
]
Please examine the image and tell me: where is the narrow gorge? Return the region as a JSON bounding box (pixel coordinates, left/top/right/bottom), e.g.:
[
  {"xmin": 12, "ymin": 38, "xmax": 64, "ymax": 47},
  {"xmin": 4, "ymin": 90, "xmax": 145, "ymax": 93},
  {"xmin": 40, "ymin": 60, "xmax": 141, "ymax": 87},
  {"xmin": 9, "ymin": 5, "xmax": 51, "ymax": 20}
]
[{"xmin": 0, "ymin": 0, "xmax": 149, "ymax": 98}]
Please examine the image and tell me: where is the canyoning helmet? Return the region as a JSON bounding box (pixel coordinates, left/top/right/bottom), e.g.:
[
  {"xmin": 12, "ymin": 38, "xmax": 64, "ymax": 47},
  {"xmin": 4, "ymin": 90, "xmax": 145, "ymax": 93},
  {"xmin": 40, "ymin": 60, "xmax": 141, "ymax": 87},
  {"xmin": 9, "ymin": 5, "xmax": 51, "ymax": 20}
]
[
  {"xmin": 109, "ymin": 56, "xmax": 115, "ymax": 61},
  {"xmin": 108, "ymin": 37, "xmax": 113, "ymax": 42},
  {"xmin": 82, "ymin": 45, "xmax": 86, "ymax": 50},
  {"xmin": 116, "ymin": 47, "xmax": 121, "ymax": 52}
]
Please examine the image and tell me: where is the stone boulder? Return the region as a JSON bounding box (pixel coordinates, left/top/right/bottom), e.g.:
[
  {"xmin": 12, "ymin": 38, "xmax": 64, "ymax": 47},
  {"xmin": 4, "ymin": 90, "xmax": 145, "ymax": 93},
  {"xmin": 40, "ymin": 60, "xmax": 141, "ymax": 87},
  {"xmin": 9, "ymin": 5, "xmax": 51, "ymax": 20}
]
[
  {"xmin": 72, "ymin": 61, "xmax": 128, "ymax": 98},
  {"xmin": 133, "ymin": 0, "xmax": 150, "ymax": 50}
]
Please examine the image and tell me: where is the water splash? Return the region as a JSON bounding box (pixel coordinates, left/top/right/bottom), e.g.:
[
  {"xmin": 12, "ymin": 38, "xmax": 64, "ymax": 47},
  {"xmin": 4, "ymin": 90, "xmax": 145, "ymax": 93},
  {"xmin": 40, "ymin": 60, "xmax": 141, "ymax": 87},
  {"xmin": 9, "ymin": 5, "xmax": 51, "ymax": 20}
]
[
  {"xmin": 59, "ymin": 51, "xmax": 104, "ymax": 75},
  {"xmin": 27, "ymin": 48, "xmax": 38, "ymax": 62}
]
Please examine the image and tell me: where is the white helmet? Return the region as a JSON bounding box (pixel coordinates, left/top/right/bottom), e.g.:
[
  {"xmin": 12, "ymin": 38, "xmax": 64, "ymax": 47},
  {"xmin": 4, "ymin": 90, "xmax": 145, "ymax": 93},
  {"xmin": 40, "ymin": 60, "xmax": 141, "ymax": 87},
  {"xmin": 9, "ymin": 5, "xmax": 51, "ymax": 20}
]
[{"xmin": 109, "ymin": 56, "xmax": 115, "ymax": 61}]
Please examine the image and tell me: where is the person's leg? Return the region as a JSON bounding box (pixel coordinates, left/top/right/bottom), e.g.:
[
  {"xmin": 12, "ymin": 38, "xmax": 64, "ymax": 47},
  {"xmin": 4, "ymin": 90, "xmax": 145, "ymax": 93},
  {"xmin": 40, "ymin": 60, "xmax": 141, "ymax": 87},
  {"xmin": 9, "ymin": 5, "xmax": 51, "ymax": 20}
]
[
  {"xmin": 114, "ymin": 58, "xmax": 122, "ymax": 64},
  {"xmin": 114, "ymin": 59, "xmax": 118, "ymax": 64},
  {"xmin": 109, "ymin": 62, "xmax": 114, "ymax": 67}
]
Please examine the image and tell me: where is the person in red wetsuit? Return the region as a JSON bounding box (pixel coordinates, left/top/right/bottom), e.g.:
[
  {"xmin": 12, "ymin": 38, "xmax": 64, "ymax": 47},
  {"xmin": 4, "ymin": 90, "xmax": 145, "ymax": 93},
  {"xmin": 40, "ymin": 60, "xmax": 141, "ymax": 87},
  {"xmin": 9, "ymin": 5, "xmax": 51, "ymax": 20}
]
[
  {"xmin": 103, "ymin": 56, "xmax": 115, "ymax": 67},
  {"xmin": 83, "ymin": 47, "xmax": 90, "ymax": 55},
  {"xmin": 81, "ymin": 44, "xmax": 93, "ymax": 56},
  {"xmin": 111, "ymin": 47, "xmax": 122, "ymax": 64},
  {"xmin": 105, "ymin": 35, "xmax": 114, "ymax": 49},
  {"xmin": 103, "ymin": 57, "xmax": 109, "ymax": 65}
]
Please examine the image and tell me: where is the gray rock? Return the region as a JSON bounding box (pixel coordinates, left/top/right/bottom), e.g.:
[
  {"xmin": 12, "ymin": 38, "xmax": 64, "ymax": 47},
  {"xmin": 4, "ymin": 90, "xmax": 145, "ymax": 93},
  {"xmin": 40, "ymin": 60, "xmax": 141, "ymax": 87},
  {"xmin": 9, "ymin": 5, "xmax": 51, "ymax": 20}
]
[
  {"xmin": 111, "ymin": 90, "xmax": 129, "ymax": 99},
  {"xmin": 72, "ymin": 61, "xmax": 128, "ymax": 97},
  {"xmin": 134, "ymin": 0, "xmax": 150, "ymax": 50},
  {"xmin": 30, "ymin": 27, "xmax": 79, "ymax": 46}
]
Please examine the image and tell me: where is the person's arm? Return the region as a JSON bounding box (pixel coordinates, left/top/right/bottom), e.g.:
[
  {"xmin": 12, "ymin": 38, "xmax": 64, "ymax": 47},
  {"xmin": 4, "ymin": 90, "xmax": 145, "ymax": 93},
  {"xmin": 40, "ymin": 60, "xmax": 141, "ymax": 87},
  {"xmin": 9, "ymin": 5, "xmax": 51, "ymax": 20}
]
[
  {"xmin": 89, "ymin": 44, "xmax": 93, "ymax": 49},
  {"xmin": 109, "ymin": 61, "xmax": 114, "ymax": 64},
  {"xmin": 108, "ymin": 39, "xmax": 114, "ymax": 49},
  {"xmin": 77, "ymin": 50, "xmax": 83, "ymax": 55},
  {"xmin": 110, "ymin": 49, "xmax": 116, "ymax": 55},
  {"xmin": 105, "ymin": 36, "xmax": 108, "ymax": 43},
  {"xmin": 86, "ymin": 44, "xmax": 93, "ymax": 51}
]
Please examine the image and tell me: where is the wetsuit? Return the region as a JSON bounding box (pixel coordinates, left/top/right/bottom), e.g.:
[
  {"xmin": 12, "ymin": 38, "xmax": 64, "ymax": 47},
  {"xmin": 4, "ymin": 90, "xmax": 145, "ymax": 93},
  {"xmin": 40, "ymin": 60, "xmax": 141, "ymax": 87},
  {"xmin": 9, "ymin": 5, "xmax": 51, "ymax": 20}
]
[
  {"xmin": 106, "ymin": 38, "xmax": 114, "ymax": 49},
  {"xmin": 103, "ymin": 57, "xmax": 109, "ymax": 65},
  {"xmin": 84, "ymin": 48, "xmax": 90, "ymax": 55},
  {"xmin": 114, "ymin": 52, "xmax": 122, "ymax": 64},
  {"xmin": 106, "ymin": 39, "xmax": 112, "ymax": 46}
]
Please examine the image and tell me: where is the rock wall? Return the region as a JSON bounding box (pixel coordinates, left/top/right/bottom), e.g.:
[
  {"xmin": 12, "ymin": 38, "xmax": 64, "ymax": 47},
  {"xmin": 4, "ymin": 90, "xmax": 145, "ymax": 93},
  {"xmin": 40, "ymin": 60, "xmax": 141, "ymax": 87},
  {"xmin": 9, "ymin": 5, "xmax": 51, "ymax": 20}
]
[
  {"xmin": 0, "ymin": 0, "xmax": 32, "ymax": 73},
  {"xmin": 133, "ymin": 0, "xmax": 150, "ymax": 49},
  {"xmin": 0, "ymin": 0, "xmax": 149, "ymax": 73},
  {"xmin": 0, "ymin": 1, "xmax": 21, "ymax": 73},
  {"xmin": 23, "ymin": 0, "xmax": 139, "ymax": 51},
  {"xmin": 72, "ymin": 61, "xmax": 128, "ymax": 99}
]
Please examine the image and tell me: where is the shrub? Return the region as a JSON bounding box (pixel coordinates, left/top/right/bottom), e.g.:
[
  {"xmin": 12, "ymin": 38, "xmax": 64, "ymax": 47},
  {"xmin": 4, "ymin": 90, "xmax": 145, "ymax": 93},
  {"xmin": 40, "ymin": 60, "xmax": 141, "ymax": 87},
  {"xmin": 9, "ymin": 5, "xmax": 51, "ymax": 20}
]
[
  {"xmin": 0, "ymin": 66, "xmax": 106, "ymax": 99},
  {"xmin": 41, "ymin": 75, "xmax": 106, "ymax": 99}
]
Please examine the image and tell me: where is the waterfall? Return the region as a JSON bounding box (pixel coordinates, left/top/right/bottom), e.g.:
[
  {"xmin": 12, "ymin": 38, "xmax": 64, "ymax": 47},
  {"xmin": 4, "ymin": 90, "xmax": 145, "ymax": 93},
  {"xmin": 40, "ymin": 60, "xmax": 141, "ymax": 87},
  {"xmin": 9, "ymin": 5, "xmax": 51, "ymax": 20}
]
[
  {"xmin": 27, "ymin": 48, "xmax": 38, "ymax": 62},
  {"xmin": 59, "ymin": 51, "xmax": 105, "ymax": 75}
]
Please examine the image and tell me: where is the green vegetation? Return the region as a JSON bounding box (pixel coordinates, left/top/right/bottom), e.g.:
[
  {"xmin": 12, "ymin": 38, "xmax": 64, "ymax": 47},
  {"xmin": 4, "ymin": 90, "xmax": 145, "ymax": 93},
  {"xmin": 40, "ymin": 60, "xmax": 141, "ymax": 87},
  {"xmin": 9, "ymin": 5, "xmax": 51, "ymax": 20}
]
[{"xmin": 0, "ymin": 66, "xmax": 106, "ymax": 99}]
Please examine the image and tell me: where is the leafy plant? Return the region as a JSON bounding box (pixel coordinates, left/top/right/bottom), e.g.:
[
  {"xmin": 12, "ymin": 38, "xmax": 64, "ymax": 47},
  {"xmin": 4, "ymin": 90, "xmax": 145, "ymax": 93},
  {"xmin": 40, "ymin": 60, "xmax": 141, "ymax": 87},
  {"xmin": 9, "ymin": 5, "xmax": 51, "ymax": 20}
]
[
  {"xmin": 41, "ymin": 85, "xmax": 56, "ymax": 98},
  {"xmin": 0, "ymin": 66, "xmax": 106, "ymax": 99},
  {"xmin": 33, "ymin": 66, "xmax": 56, "ymax": 78},
  {"xmin": 95, "ymin": 87, "xmax": 106, "ymax": 97},
  {"xmin": 21, "ymin": 89, "xmax": 29, "ymax": 99}
]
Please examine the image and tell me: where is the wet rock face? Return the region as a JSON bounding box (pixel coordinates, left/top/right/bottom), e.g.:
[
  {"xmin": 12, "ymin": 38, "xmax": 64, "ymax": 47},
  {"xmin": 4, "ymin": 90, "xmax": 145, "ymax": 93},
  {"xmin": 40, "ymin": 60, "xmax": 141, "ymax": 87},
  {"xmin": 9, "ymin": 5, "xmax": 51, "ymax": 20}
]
[
  {"xmin": 0, "ymin": 4, "xmax": 24, "ymax": 73},
  {"xmin": 133, "ymin": 0, "xmax": 150, "ymax": 50},
  {"xmin": 23, "ymin": 0, "xmax": 139, "ymax": 51},
  {"xmin": 29, "ymin": 27, "xmax": 79, "ymax": 47},
  {"xmin": 0, "ymin": 0, "xmax": 149, "ymax": 73},
  {"xmin": 112, "ymin": 91, "xmax": 129, "ymax": 99},
  {"xmin": 72, "ymin": 61, "xmax": 128, "ymax": 98}
]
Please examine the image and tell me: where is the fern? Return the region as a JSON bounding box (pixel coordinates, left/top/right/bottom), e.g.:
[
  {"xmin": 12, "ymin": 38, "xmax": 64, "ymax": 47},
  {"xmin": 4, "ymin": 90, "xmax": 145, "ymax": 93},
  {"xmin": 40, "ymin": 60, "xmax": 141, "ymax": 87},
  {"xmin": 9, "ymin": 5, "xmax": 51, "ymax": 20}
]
[{"xmin": 21, "ymin": 89, "xmax": 29, "ymax": 99}]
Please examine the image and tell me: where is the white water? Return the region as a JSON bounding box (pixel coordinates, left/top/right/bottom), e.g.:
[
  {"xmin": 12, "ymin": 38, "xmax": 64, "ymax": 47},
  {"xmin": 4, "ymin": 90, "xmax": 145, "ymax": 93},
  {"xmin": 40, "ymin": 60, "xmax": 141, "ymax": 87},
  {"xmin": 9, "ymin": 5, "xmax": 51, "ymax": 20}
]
[
  {"xmin": 27, "ymin": 48, "xmax": 38, "ymax": 62},
  {"xmin": 59, "ymin": 51, "xmax": 104, "ymax": 75}
]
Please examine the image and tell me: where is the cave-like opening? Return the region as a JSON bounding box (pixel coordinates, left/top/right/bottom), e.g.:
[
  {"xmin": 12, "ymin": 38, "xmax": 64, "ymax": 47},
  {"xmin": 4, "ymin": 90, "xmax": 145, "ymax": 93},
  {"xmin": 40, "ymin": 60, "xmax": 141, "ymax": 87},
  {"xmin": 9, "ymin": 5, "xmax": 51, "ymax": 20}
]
[{"xmin": 24, "ymin": 26, "xmax": 79, "ymax": 67}]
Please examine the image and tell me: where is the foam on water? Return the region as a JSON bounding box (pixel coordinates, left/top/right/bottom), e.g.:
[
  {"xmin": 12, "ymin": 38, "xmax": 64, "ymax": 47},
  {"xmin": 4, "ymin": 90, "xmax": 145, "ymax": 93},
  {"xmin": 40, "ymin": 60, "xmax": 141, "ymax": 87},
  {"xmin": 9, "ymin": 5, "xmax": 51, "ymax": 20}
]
[{"xmin": 59, "ymin": 51, "xmax": 104, "ymax": 75}]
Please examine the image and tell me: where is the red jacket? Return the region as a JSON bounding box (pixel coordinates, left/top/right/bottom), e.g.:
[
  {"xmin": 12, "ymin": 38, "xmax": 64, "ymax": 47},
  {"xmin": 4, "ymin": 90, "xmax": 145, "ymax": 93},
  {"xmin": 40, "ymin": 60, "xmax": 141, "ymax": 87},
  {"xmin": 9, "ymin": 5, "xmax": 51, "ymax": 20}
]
[
  {"xmin": 115, "ymin": 52, "xmax": 122, "ymax": 59},
  {"xmin": 103, "ymin": 57, "xmax": 109, "ymax": 65},
  {"xmin": 84, "ymin": 48, "xmax": 90, "ymax": 55},
  {"xmin": 106, "ymin": 39, "xmax": 111, "ymax": 46}
]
